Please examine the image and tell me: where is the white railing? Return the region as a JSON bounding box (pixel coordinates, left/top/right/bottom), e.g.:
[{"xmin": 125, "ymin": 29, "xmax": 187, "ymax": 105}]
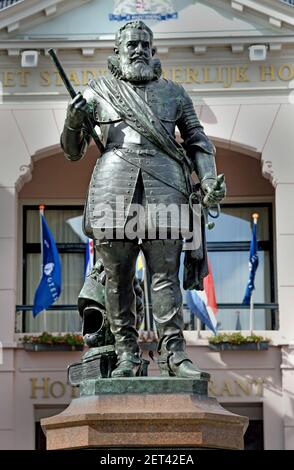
[
  {"xmin": 279, "ymin": 0, "xmax": 294, "ymax": 6},
  {"xmin": 0, "ymin": 0, "xmax": 22, "ymax": 10}
]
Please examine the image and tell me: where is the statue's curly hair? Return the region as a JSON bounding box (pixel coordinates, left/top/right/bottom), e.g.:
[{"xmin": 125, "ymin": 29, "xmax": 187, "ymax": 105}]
[{"xmin": 115, "ymin": 20, "xmax": 153, "ymax": 47}]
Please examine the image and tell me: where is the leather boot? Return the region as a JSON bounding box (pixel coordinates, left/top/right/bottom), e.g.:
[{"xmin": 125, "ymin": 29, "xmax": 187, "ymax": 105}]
[
  {"xmin": 158, "ymin": 350, "xmax": 209, "ymax": 379},
  {"xmin": 111, "ymin": 351, "xmax": 141, "ymax": 378},
  {"xmin": 168, "ymin": 351, "xmax": 210, "ymax": 379},
  {"xmin": 158, "ymin": 335, "xmax": 210, "ymax": 379}
]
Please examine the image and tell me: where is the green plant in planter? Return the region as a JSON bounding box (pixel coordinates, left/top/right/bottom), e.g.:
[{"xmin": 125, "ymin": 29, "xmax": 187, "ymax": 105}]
[
  {"xmin": 22, "ymin": 332, "xmax": 84, "ymax": 346},
  {"xmin": 208, "ymin": 332, "xmax": 270, "ymax": 345}
]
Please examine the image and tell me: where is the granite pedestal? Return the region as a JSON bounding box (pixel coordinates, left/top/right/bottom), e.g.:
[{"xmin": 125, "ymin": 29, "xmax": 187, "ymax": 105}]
[{"xmin": 41, "ymin": 377, "xmax": 248, "ymax": 450}]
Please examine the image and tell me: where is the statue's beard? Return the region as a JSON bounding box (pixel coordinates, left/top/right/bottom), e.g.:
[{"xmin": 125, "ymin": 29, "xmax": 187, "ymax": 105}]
[
  {"xmin": 108, "ymin": 55, "xmax": 162, "ymax": 82},
  {"xmin": 121, "ymin": 60, "xmax": 155, "ymax": 82}
]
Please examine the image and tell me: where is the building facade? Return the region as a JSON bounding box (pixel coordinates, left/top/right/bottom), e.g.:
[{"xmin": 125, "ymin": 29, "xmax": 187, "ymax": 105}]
[{"xmin": 0, "ymin": 0, "xmax": 294, "ymax": 449}]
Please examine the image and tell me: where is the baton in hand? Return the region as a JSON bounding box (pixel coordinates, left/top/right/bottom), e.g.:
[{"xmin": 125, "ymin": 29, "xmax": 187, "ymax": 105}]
[{"xmin": 48, "ymin": 48, "xmax": 104, "ymax": 154}]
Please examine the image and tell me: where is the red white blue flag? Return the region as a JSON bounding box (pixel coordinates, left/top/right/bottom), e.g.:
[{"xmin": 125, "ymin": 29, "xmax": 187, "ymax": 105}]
[
  {"xmin": 85, "ymin": 238, "xmax": 94, "ymax": 277},
  {"xmin": 186, "ymin": 258, "xmax": 218, "ymax": 334}
]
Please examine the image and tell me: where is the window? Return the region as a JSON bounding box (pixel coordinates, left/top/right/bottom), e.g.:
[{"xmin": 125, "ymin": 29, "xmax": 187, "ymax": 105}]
[
  {"xmin": 206, "ymin": 203, "xmax": 276, "ymax": 331},
  {"xmin": 20, "ymin": 203, "xmax": 276, "ymax": 334},
  {"xmin": 21, "ymin": 206, "xmax": 86, "ymax": 333},
  {"xmin": 181, "ymin": 203, "xmax": 277, "ymax": 331}
]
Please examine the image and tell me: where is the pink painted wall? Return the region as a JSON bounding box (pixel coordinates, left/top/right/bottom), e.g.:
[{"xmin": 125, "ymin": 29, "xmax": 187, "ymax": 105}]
[
  {"xmin": 216, "ymin": 148, "xmax": 274, "ymax": 197},
  {"xmin": 19, "ymin": 146, "xmax": 274, "ymax": 199},
  {"xmin": 19, "ymin": 146, "xmax": 98, "ymax": 200}
]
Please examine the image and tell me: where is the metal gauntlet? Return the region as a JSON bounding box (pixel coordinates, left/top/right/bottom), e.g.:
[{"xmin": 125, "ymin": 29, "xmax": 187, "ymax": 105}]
[
  {"xmin": 60, "ymin": 125, "xmax": 88, "ymax": 161},
  {"xmin": 193, "ymin": 149, "xmax": 217, "ymax": 187}
]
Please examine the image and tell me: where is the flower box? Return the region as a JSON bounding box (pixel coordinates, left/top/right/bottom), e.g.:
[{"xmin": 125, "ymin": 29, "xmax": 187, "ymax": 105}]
[
  {"xmin": 21, "ymin": 332, "xmax": 84, "ymax": 352},
  {"xmin": 23, "ymin": 343, "xmax": 84, "ymax": 352},
  {"xmin": 208, "ymin": 333, "xmax": 270, "ymax": 351},
  {"xmin": 208, "ymin": 341, "xmax": 269, "ymax": 351}
]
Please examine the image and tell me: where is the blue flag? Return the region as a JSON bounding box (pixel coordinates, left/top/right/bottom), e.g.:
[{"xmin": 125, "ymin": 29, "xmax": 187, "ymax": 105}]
[
  {"xmin": 242, "ymin": 216, "xmax": 259, "ymax": 305},
  {"xmin": 186, "ymin": 290, "xmax": 217, "ymax": 335},
  {"xmin": 33, "ymin": 215, "xmax": 62, "ymax": 316}
]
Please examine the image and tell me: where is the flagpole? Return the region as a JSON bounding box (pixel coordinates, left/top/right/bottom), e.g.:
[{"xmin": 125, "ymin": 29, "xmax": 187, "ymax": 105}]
[
  {"xmin": 249, "ymin": 213, "xmax": 259, "ymax": 335},
  {"xmin": 249, "ymin": 292, "xmax": 254, "ymax": 335},
  {"xmin": 196, "ymin": 318, "xmax": 201, "ymax": 339},
  {"xmin": 39, "ymin": 204, "xmax": 46, "ymax": 332},
  {"xmin": 141, "ymin": 252, "xmax": 151, "ymax": 334}
]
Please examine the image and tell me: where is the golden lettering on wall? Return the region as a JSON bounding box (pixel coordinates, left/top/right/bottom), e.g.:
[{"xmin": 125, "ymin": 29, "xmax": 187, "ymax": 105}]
[
  {"xmin": 277, "ymin": 64, "xmax": 294, "ymax": 81},
  {"xmin": 30, "ymin": 377, "xmax": 50, "ymax": 399},
  {"xmin": 30, "ymin": 377, "xmax": 78, "ymax": 400},
  {"xmin": 260, "ymin": 65, "xmax": 276, "ymax": 81},
  {"xmin": 40, "ymin": 70, "xmax": 50, "ymax": 86},
  {"xmin": 3, "ymin": 71, "xmax": 15, "ymax": 87},
  {"xmin": 260, "ymin": 64, "xmax": 294, "ymax": 82},
  {"xmin": 17, "ymin": 70, "xmax": 30, "ymax": 87},
  {"xmin": 29, "ymin": 376, "xmax": 266, "ymax": 400},
  {"xmin": 163, "ymin": 64, "xmax": 271, "ymax": 88},
  {"xmin": 1, "ymin": 63, "xmax": 294, "ymax": 91},
  {"xmin": 208, "ymin": 378, "xmax": 266, "ymax": 397}
]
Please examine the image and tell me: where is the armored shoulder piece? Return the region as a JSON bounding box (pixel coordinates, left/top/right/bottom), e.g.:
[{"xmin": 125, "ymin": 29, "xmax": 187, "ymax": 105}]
[{"xmin": 175, "ymin": 83, "xmax": 202, "ymax": 132}]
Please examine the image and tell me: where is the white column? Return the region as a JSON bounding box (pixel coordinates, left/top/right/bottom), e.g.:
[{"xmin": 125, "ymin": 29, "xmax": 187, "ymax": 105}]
[
  {"xmin": 262, "ymin": 103, "xmax": 294, "ymax": 450},
  {"xmin": 281, "ymin": 346, "xmax": 294, "ymax": 450},
  {"xmin": 0, "ymin": 186, "xmax": 17, "ymax": 449},
  {"xmin": 275, "ymin": 184, "xmax": 294, "ymax": 336},
  {"xmin": 0, "ymin": 104, "xmax": 64, "ymax": 449}
]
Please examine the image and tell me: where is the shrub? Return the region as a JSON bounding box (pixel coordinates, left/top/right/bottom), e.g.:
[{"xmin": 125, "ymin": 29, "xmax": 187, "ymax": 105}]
[
  {"xmin": 22, "ymin": 332, "xmax": 84, "ymax": 346},
  {"xmin": 209, "ymin": 332, "xmax": 270, "ymax": 345}
]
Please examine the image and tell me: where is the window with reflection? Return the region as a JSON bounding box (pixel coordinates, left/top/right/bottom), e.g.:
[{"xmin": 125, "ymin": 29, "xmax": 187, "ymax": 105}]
[
  {"xmin": 22, "ymin": 206, "xmax": 86, "ymax": 333},
  {"xmin": 22, "ymin": 204, "xmax": 276, "ymax": 334},
  {"xmin": 205, "ymin": 203, "xmax": 275, "ymax": 331}
]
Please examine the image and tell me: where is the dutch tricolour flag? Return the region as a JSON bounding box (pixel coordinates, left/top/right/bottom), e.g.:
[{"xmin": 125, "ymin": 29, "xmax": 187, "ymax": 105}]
[
  {"xmin": 186, "ymin": 258, "xmax": 218, "ymax": 334},
  {"xmin": 85, "ymin": 238, "xmax": 94, "ymax": 277}
]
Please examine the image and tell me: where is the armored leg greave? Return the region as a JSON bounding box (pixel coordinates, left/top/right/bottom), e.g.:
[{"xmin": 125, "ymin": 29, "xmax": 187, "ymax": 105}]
[
  {"xmin": 97, "ymin": 238, "xmax": 209, "ymax": 379},
  {"xmin": 96, "ymin": 241, "xmax": 142, "ymax": 377},
  {"xmin": 141, "ymin": 239, "xmax": 209, "ymax": 379},
  {"xmin": 141, "ymin": 239, "xmax": 185, "ymax": 351},
  {"xmin": 96, "ymin": 241, "xmax": 141, "ymax": 361}
]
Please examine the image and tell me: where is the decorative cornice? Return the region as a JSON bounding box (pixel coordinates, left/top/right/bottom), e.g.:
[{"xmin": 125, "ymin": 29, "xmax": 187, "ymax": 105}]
[
  {"xmin": 1, "ymin": 0, "xmax": 293, "ymax": 31},
  {"xmin": 1, "ymin": 0, "xmax": 294, "ymax": 59},
  {"xmin": 229, "ymin": 0, "xmax": 294, "ymax": 28},
  {"xmin": 231, "ymin": 44, "xmax": 245, "ymax": 53},
  {"xmin": 0, "ymin": 0, "xmax": 92, "ymax": 35},
  {"xmin": 3, "ymin": 33, "xmax": 294, "ymax": 58},
  {"xmin": 231, "ymin": 1, "xmax": 244, "ymax": 13},
  {"xmin": 261, "ymin": 159, "xmax": 278, "ymax": 188},
  {"xmin": 15, "ymin": 162, "xmax": 33, "ymax": 192}
]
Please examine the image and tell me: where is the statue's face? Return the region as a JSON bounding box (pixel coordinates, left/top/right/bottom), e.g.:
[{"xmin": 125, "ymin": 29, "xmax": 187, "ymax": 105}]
[
  {"xmin": 117, "ymin": 28, "xmax": 155, "ymax": 83},
  {"xmin": 120, "ymin": 29, "xmax": 153, "ymax": 66}
]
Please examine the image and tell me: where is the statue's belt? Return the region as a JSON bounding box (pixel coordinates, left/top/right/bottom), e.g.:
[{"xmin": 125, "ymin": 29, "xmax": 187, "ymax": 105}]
[{"xmin": 111, "ymin": 147, "xmax": 189, "ymax": 199}]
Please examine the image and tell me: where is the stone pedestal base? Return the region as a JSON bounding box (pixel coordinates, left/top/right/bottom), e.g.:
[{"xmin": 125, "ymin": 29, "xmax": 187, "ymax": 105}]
[{"xmin": 41, "ymin": 378, "xmax": 248, "ymax": 450}]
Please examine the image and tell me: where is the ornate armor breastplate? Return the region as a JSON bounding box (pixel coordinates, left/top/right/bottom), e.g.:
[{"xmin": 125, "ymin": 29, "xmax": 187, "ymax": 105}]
[{"xmin": 92, "ymin": 79, "xmax": 183, "ymax": 147}]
